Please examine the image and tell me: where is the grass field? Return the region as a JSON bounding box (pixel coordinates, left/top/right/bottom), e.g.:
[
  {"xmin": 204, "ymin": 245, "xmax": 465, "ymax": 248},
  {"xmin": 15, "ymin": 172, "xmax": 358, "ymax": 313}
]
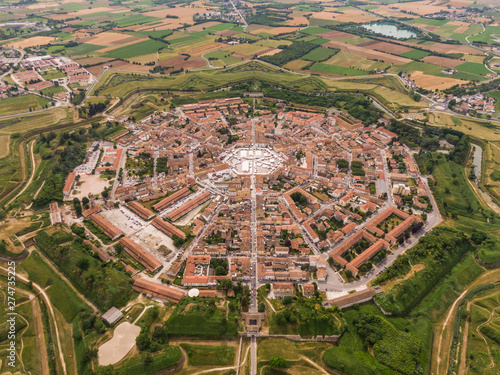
[
  {"xmin": 400, "ymin": 49, "xmax": 430, "ymax": 60},
  {"xmin": 66, "ymin": 43, "xmax": 104, "ymax": 56},
  {"xmin": 165, "ymin": 298, "xmax": 239, "ymax": 337},
  {"xmin": 114, "ymin": 14, "xmax": 160, "ymax": 28},
  {"xmin": 0, "ymin": 95, "xmax": 50, "ymax": 116},
  {"xmin": 114, "ymin": 346, "xmax": 182, "ymax": 375},
  {"xmin": 0, "ymin": 135, "xmax": 9, "ymax": 158},
  {"xmin": 456, "ymin": 62, "xmax": 492, "ymax": 77},
  {"xmin": 0, "ymin": 107, "xmax": 69, "ymax": 134},
  {"xmin": 104, "ymin": 39, "xmax": 167, "ymax": 59},
  {"xmin": 20, "ymin": 250, "xmax": 91, "ymax": 322},
  {"xmin": 180, "ymin": 343, "xmax": 234, "ymax": 366},
  {"xmin": 309, "ymin": 62, "xmax": 368, "ymax": 76},
  {"xmin": 324, "ymin": 51, "xmax": 389, "ymax": 72},
  {"xmin": 463, "ymin": 286, "xmax": 500, "ymax": 373},
  {"xmin": 302, "ymin": 47, "xmax": 338, "ymax": 62}
]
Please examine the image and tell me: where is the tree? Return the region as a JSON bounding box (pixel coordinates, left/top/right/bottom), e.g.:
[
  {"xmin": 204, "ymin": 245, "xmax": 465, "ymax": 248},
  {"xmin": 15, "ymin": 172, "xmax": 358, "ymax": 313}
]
[
  {"xmin": 217, "ymin": 278, "xmax": 233, "ymax": 291},
  {"xmin": 144, "ymin": 353, "xmax": 153, "ymax": 365},
  {"xmin": 0, "ymin": 209, "xmax": 6, "ymax": 222},
  {"xmin": 215, "ymin": 265, "xmax": 226, "ymax": 276},
  {"xmin": 269, "ymin": 356, "xmax": 288, "ymax": 368},
  {"xmin": 258, "ymin": 302, "xmax": 265, "ymax": 312}
]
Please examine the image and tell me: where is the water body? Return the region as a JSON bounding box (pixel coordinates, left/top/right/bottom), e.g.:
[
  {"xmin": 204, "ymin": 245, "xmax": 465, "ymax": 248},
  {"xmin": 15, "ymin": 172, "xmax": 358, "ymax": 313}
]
[
  {"xmin": 370, "ymin": 97, "xmax": 395, "ymax": 119},
  {"xmin": 362, "ymin": 23, "xmax": 417, "ymax": 39},
  {"xmin": 471, "ymin": 143, "xmax": 482, "ymax": 183}
]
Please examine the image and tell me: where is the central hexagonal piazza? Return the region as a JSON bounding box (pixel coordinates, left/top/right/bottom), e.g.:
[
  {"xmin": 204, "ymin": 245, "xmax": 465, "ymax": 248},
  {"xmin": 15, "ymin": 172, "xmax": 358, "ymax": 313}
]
[{"xmin": 221, "ymin": 145, "xmax": 285, "ymax": 175}]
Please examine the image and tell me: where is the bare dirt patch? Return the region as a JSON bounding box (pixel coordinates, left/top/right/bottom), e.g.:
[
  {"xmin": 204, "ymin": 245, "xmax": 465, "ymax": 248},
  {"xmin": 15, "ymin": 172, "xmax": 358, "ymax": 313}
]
[
  {"xmin": 258, "ymin": 48, "xmax": 282, "ymax": 57},
  {"xmin": 87, "ymin": 60, "xmax": 151, "ymax": 76},
  {"xmin": 379, "ymin": 1, "xmax": 449, "ymax": 16},
  {"xmin": 312, "ymin": 8, "xmax": 379, "ymax": 23},
  {"xmin": 216, "ymin": 30, "xmax": 239, "ymax": 37},
  {"xmin": 98, "ymin": 322, "xmax": 141, "ymax": 366},
  {"xmin": 144, "ymin": 5, "xmax": 211, "ymax": 27},
  {"xmin": 324, "ymin": 40, "xmax": 412, "ymax": 65},
  {"xmin": 422, "ymin": 55, "xmax": 463, "ymax": 68},
  {"xmin": 72, "ymin": 174, "xmax": 111, "ymax": 201},
  {"xmin": 411, "ymin": 71, "xmax": 467, "ymax": 90},
  {"xmin": 7, "ymin": 36, "xmax": 56, "ymax": 48},
  {"xmin": 158, "ymin": 55, "xmax": 207, "ymax": 70},
  {"xmin": 318, "ymin": 30, "xmax": 355, "ymax": 40}
]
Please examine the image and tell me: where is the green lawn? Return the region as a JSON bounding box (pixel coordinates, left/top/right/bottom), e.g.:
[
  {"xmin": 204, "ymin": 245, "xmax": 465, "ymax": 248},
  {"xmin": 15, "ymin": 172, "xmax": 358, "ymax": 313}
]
[
  {"xmin": 20, "ymin": 251, "xmax": 91, "ymax": 322},
  {"xmin": 165, "ymin": 298, "xmax": 239, "ymax": 337},
  {"xmin": 309, "ymin": 62, "xmax": 368, "ymax": 76},
  {"xmin": 180, "ymin": 343, "xmax": 234, "ymax": 366},
  {"xmin": 104, "ymin": 39, "xmax": 167, "ymax": 59},
  {"xmin": 40, "ymin": 70, "xmax": 66, "ymax": 80}
]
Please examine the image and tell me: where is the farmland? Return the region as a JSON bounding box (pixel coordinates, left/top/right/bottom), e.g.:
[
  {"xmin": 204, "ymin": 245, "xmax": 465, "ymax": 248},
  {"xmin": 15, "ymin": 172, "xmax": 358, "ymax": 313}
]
[{"xmin": 0, "ymin": 1, "xmax": 500, "ymax": 375}]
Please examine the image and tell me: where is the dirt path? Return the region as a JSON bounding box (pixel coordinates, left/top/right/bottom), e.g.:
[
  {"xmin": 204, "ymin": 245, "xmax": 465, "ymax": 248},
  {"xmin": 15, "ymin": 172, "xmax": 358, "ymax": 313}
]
[
  {"xmin": 475, "ymin": 305, "xmax": 498, "ymax": 371},
  {"xmin": 189, "ymin": 344, "xmax": 251, "ymax": 375},
  {"xmin": 435, "ymin": 288, "xmax": 469, "ymax": 373},
  {"xmin": 434, "ymin": 268, "xmax": 500, "ymax": 375},
  {"xmin": 6, "ymin": 139, "xmax": 36, "ymax": 206},
  {"xmin": 301, "ymin": 356, "xmax": 330, "ymax": 374},
  {"xmin": 0, "ymin": 266, "xmax": 67, "ymax": 375},
  {"xmin": 458, "ymin": 302, "xmax": 470, "ymax": 375}
]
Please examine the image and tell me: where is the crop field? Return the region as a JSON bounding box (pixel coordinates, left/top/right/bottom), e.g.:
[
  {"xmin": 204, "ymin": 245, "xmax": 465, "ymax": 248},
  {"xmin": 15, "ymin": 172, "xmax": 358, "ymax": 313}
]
[
  {"xmin": 422, "ymin": 55, "xmax": 463, "ymax": 68},
  {"xmin": 86, "ymin": 31, "xmax": 142, "ymax": 47},
  {"xmin": 323, "ymin": 51, "xmax": 389, "ymax": 71},
  {"xmin": 6, "ymin": 36, "xmax": 57, "ymax": 48},
  {"xmin": 114, "ymin": 14, "xmax": 160, "ymax": 27},
  {"xmin": 400, "ymin": 49, "xmax": 431, "ymax": 60},
  {"xmin": 455, "ymin": 62, "xmax": 492, "ymax": 77},
  {"xmin": 65, "ymin": 43, "xmax": 104, "ymax": 56},
  {"xmin": 283, "ymin": 59, "xmax": 312, "ymax": 71},
  {"xmin": 468, "ymin": 25, "xmax": 500, "ymax": 44},
  {"xmin": 309, "ymin": 62, "xmax": 367, "ymax": 76},
  {"xmin": 103, "ymin": 39, "xmax": 167, "ymax": 59},
  {"xmin": 324, "ymin": 40, "xmax": 411, "ymax": 65},
  {"xmin": 358, "ymin": 40, "xmax": 413, "ymax": 55},
  {"xmin": 301, "ymin": 47, "xmax": 338, "ymax": 62}
]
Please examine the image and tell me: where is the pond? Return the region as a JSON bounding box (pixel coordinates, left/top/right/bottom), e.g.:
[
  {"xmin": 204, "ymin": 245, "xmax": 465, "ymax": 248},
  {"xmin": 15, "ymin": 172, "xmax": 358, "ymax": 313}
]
[{"xmin": 361, "ymin": 23, "xmax": 417, "ymax": 39}]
